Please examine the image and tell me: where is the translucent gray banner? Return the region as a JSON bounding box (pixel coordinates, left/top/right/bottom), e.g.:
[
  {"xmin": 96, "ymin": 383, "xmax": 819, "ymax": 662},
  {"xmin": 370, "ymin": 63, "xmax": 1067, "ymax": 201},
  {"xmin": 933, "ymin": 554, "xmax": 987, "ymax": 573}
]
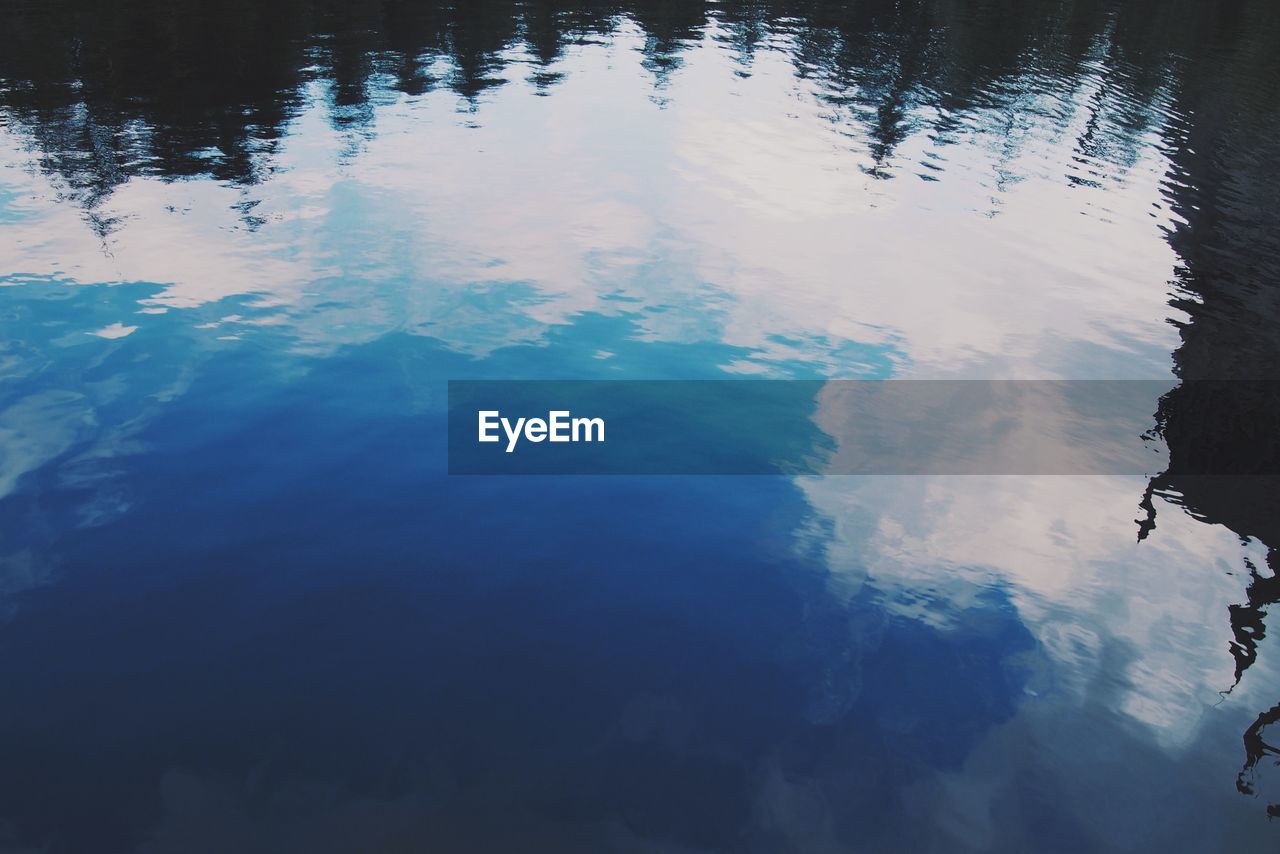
[{"xmin": 447, "ymin": 380, "xmax": 1280, "ymax": 475}]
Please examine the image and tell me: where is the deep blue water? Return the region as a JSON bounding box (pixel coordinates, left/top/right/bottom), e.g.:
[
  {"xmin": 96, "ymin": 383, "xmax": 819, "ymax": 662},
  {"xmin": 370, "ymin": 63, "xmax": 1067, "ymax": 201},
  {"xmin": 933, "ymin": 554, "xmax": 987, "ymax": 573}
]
[{"xmin": 2, "ymin": 1, "xmax": 1280, "ymax": 851}]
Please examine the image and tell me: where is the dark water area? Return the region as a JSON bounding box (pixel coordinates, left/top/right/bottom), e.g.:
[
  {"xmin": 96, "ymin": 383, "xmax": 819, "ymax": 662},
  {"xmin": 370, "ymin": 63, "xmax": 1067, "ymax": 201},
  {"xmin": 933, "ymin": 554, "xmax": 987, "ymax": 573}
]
[{"xmin": 1, "ymin": 1, "xmax": 1280, "ymax": 851}]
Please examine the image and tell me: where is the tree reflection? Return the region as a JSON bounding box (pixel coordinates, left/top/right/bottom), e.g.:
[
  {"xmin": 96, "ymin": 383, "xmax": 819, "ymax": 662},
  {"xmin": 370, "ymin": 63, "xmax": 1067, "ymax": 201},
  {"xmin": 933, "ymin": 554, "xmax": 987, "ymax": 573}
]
[
  {"xmin": 0, "ymin": 0, "xmax": 1201, "ymax": 212},
  {"xmin": 1130, "ymin": 0, "xmax": 1280, "ymax": 817}
]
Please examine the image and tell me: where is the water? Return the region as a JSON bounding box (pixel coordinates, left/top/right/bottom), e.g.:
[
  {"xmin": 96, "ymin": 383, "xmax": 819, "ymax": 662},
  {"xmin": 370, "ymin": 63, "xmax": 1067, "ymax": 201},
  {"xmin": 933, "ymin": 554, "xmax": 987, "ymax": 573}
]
[{"xmin": 1, "ymin": 1, "xmax": 1279, "ymax": 851}]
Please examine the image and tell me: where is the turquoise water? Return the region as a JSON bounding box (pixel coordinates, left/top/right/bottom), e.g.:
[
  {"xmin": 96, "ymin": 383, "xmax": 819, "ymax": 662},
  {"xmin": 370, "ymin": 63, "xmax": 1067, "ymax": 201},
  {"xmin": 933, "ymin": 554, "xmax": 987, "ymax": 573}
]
[{"xmin": 2, "ymin": 1, "xmax": 1279, "ymax": 851}]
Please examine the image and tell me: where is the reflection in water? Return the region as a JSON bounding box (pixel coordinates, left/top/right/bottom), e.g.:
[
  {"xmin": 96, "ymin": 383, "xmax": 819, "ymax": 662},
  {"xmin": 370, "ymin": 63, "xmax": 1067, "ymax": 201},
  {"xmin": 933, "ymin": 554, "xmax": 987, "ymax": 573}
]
[
  {"xmin": 1129, "ymin": 0, "xmax": 1280, "ymax": 817},
  {"xmin": 0, "ymin": 1, "xmax": 1245, "ymax": 218},
  {"xmin": 2, "ymin": 0, "xmax": 1280, "ymax": 850},
  {"xmin": 1240, "ymin": 700, "xmax": 1280, "ymax": 818}
]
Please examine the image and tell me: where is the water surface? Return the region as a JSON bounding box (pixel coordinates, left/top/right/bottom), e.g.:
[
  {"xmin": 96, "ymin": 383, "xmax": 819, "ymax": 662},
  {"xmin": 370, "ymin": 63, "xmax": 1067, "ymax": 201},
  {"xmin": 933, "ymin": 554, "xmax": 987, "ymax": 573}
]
[{"xmin": 2, "ymin": 1, "xmax": 1279, "ymax": 851}]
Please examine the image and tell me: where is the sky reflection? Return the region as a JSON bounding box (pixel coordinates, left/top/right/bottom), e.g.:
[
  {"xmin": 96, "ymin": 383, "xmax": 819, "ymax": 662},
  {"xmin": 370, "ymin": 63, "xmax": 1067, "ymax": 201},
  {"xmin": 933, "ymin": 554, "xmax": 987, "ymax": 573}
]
[{"xmin": 2, "ymin": 1, "xmax": 1279, "ymax": 851}]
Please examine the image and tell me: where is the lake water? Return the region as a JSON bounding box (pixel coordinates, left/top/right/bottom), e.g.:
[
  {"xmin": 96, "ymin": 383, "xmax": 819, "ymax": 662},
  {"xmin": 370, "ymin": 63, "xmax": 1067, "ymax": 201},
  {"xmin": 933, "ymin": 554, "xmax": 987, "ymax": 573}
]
[{"xmin": 2, "ymin": 1, "xmax": 1279, "ymax": 851}]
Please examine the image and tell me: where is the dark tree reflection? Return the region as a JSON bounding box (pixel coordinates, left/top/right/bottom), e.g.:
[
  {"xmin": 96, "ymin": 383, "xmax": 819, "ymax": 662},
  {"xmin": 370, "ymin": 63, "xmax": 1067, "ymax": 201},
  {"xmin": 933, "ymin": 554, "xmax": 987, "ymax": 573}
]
[
  {"xmin": 1127, "ymin": 0, "xmax": 1280, "ymax": 818},
  {"xmin": 0, "ymin": 0, "xmax": 1227, "ymax": 209}
]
